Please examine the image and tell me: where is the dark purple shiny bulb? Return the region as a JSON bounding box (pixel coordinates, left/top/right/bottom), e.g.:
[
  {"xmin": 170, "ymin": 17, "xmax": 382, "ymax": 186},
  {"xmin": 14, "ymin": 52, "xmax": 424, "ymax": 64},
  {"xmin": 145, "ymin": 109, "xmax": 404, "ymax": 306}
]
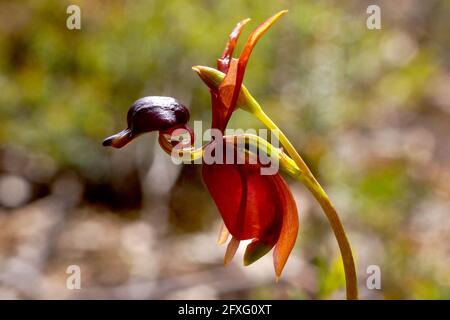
[{"xmin": 103, "ymin": 96, "xmax": 190, "ymax": 148}]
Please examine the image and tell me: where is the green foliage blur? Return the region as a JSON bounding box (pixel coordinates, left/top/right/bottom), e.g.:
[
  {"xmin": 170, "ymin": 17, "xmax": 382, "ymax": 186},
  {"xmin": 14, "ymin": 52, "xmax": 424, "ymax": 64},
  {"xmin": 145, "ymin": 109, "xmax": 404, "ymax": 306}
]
[{"xmin": 0, "ymin": 0, "xmax": 449, "ymax": 299}]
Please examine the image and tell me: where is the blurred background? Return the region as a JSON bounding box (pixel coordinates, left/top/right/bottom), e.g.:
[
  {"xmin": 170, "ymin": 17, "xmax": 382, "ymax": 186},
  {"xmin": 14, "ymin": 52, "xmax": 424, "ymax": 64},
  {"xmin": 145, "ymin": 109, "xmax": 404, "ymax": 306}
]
[{"xmin": 0, "ymin": 0, "xmax": 449, "ymax": 299}]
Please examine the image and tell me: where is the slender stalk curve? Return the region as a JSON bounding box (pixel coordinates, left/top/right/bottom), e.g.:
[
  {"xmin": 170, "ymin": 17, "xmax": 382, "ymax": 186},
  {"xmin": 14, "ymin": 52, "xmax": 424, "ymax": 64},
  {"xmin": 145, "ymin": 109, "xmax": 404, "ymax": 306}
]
[{"xmin": 255, "ymin": 109, "xmax": 358, "ymax": 300}]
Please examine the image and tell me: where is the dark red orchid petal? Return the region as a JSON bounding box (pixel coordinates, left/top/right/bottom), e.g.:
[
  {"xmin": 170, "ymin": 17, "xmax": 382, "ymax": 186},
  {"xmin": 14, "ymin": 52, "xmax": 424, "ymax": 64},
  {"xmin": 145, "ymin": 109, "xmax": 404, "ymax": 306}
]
[
  {"xmin": 203, "ymin": 156, "xmax": 281, "ymax": 241},
  {"xmin": 214, "ymin": 10, "xmax": 288, "ymax": 131},
  {"xmin": 214, "ymin": 59, "xmax": 239, "ymax": 132},
  {"xmin": 272, "ymin": 170, "xmax": 299, "ymax": 278},
  {"xmin": 218, "ymin": 18, "xmax": 251, "ymax": 73},
  {"xmin": 202, "ymin": 139, "xmax": 298, "ymax": 276},
  {"xmin": 231, "ymin": 10, "xmax": 288, "ymax": 89}
]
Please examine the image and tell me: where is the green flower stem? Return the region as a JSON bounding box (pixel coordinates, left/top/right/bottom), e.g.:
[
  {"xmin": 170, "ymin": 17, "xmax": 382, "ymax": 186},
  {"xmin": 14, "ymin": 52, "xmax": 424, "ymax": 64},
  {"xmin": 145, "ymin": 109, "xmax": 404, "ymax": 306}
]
[{"xmin": 254, "ymin": 109, "xmax": 358, "ymax": 300}]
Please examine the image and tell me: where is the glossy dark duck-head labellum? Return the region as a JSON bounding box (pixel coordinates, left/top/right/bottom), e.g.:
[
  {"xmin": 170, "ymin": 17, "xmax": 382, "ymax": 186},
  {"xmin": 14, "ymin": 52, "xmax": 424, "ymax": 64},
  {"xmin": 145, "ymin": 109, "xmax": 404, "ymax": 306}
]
[{"xmin": 102, "ymin": 96, "xmax": 190, "ymax": 148}]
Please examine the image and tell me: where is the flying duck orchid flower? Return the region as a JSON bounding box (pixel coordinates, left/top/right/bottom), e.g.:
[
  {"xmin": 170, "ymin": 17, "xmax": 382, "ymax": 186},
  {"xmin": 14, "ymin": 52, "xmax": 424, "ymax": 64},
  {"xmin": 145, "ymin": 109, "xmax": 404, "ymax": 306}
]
[
  {"xmin": 103, "ymin": 96, "xmax": 299, "ymax": 279},
  {"xmin": 193, "ymin": 11, "xmax": 358, "ymax": 299},
  {"xmin": 195, "ymin": 10, "xmax": 302, "ymax": 278},
  {"xmin": 103, "ymin": 10, "xmax": 358, "ymax": 299}
]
